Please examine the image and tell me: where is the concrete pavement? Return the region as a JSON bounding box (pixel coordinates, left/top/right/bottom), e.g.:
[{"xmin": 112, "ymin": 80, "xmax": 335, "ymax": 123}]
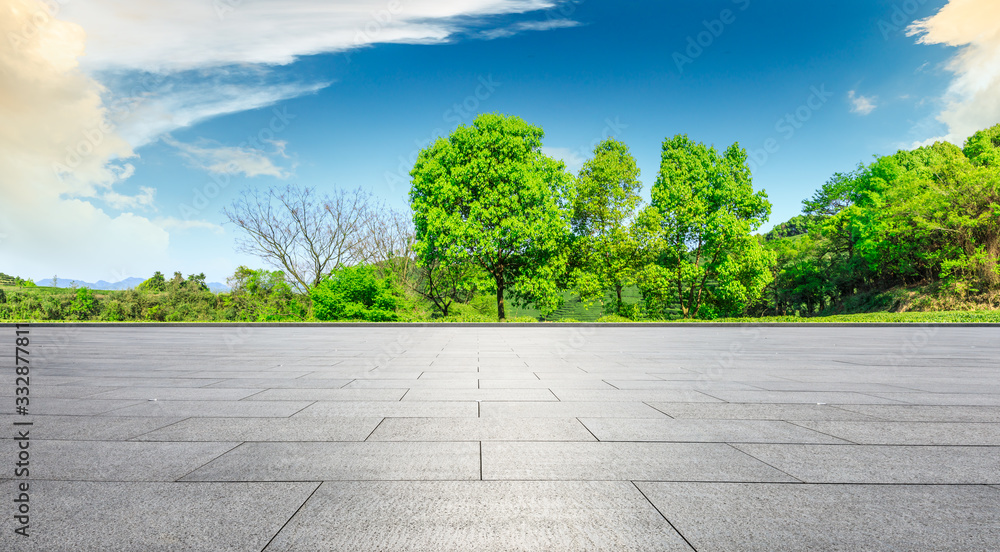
[{"xmin": 2, "ymin": 325, "xmax": 999, "ymax": 550}]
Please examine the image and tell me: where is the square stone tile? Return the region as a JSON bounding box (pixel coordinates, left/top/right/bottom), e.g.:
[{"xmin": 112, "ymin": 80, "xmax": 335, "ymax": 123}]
[
  {"xmin": 263, "ymin": 481, "xmax": 690, "ymax": 551},
  {"xmin": 85, "ymin": 387, "xmax": 264, "ymax": 401},
  {"xmin": 99, "ymin": 400, "xmax": 314, "ymax": 418},
  {"xmin": 580, "ymin": 418, "xmax": 846, "ymax": 444},
  {"xmin": 647, "ymin": 402, "xmax": 879, "ymax": 421},
  {"xmin": 830, "ymin": 404, "xmax": 1000, "ymax": 422},
  {"xmin": 0, "ymin": 481, "xmax": 318, "ymax": 552},
  {"xmin": 244, "ymin": 388, "xmax": 407, "ymax": 401},
  {"xmin": 134, "ymin": 417, "xmax": 383, "ymax": 442},
  {"xmin": 792, "ymin": 421, "xmax": 1000, "ymax": 445},
  {"xmin": 482, "ymin": 442, "xmax": 796, "ymax": 481},
  {"xmin": 368, "ymin": 417, "xmax": 596, "ymax": 441},
  {"xmin": 18, "ymin": 440, "xmax": 236, "ymax": 481},
  {"xmin": 400, "ymin": 389, "xmax": 558, "ymax": 402},
  {"xmin": 636, "ymin": 482, "xmax": 1000, "ymax": 552},
  {"xmin": 182, "ymin": 442, "xmax": 479, "ymax": 481},
  {"xmin": 0, "ymin": 415, "xmax": 184, "ymax": 441},
  {"xmin": 294, "ymin": 401, "xmax": 478, "ymax": 418},
  {"xmin": 733, "ymin": 444, "xmax": 1000, "ymax": 483},
  {"xmin": 480, "ymin": 401, "xmax": 669, "ymax": 418}
]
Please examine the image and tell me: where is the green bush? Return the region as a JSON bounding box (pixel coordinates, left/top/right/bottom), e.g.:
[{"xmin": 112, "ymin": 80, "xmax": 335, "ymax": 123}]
[
  {"xmin": 596, "ymin": 314, "xmax": 632, "ymax": 323},
  {"xmin": 69, "ymin": 288, "xmax": 95, "ymax": 320},
  {"xmin": 311, "ymin": 265, "xmax": 402, "ymax": 322}
]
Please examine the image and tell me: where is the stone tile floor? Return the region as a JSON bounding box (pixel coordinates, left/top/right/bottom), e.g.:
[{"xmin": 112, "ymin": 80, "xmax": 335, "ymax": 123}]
[{"xmin": 2, "ymin": 325, "xmax": 998, "ymax": 551}]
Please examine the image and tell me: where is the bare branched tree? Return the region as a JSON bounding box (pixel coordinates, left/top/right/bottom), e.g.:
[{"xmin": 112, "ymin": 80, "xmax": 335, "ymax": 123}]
[
  {"xmin": 362, "ymin": 207, "xmax": 417, "ymax": 285},
  {"xmin": 223, "ymin": 184, "xmax": 374, "ymax": 292}
]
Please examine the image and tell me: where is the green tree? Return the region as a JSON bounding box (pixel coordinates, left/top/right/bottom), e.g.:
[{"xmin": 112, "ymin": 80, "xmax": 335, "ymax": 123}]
[
  {"xmin": 226, "ymin": 267, "xmax": 302, "ymax": 321},
  {"xmin": 138, "ymin": 271, "xmax": 166, "ymax": 293},
  {"xmin": 648, "ymin": 134, "xmax": 775, "ymax": 318},
  {"xmin": 570, "ymin": 138, "xmax": 652, "ymax": 315},
  {"xmin": 409, "ymin": 113, "xmax": 574, "ymax": 320}
]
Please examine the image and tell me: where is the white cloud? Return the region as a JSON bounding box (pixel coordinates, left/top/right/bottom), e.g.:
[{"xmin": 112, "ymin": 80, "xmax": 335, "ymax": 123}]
[
  {"xmin": 58, "ymin": 0, "xmax": 564, "ymax": 71},
  {"xmin": 154, "ymin": 217, "xmax": 225, "ymax": 234},
  {"xmin": 103, "ymin": 185, "xmax": 157, "ymax": 210},
  {"xmin": 848, "ymin": 90, "xmax": 878, "ymax": 115},
  {"xmin": 0, "ymin": 0, "xmax": 169, "ymax": 282},
  {"xmin": 163, "ymin": 136, "xmax": 292, "ymax": 178},
  {"xmin": 908, "ymin": 0, "xmax": 1000, "ymax": 143},
  {"xmin": 478, "ymin": 18, "xmax": 581, "ymax": 40},
  {"xmin": 542, "ymin": 146, "xmax": 588, "ymax": 174}
]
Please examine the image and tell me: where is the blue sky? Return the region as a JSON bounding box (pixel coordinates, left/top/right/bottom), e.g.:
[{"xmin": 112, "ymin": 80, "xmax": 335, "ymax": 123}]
[{"xmin": 3, "ymin": 0, "xmax": 997, "ymax": 283}]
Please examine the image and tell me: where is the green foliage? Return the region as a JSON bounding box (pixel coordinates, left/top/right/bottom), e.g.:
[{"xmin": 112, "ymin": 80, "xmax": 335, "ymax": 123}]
[
  {"xmin": 0, "ymin": 273, "xmax": 36, "ymax": 287},
  {"xmin": 138, "ymin": 271, "xmax": 167, "ymax": 293},
  {"xmin": 570, "ymin": 138, "xmax": 653, "ymax": 316},
  {"xmin": 225, "ymin": 267, "xmax": 305, "ymax": 321},
  {"xmin": 310, "ymin": 264, "xmax": 401, "ymax": 321},
  {"xmin": 410, "ymin": 113, "xmax": 574, "ymax": 320},
  {"xmin": 69, "ymin": 288, "xmax": 96, "ymax": 320},
  {"xmin": 647, "ymin": 134, "xmax": 775, "ymax": 318}
]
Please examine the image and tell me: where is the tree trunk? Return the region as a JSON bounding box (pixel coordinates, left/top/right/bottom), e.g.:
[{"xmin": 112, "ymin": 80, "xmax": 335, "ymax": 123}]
[
  {"xmin": 615, "ymin": 284, "xmax": 623, "ymax": 314},
  {"xmin": 496, "ymin": 278, "xmax": 506, "ymax": 321}
]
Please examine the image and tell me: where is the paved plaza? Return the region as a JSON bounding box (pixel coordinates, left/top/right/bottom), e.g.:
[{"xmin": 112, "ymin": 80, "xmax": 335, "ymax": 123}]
[{"xmin": 2, "ymin": 324, "xmax": 999, "ymax": 551}]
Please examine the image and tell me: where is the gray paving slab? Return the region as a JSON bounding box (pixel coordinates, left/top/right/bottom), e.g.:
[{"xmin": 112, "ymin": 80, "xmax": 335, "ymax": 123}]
[
  {"xmin": 482, "ymin": 442, "xmax": 797, "ymax": 481},
  {"xmin": 134, "ymin": 416, "xmax": 383, "ymax": 442},
  {"xmin": 830, "ymin": 404, "xmax": 1000, "ymax": 422},
  {"xmin": 792, "ymin": 421, "xmax": 1000, "ymax": 445},
  {"xmin": 182, "ymin": 441, "xmax": 480, "ymax": 481},
  {"xmin": 343, "ymin": 378, "xmax": 479, "ymax": 389},
  {"xmin": 206, "ymin": 378, "xmax": 354, "ymax": 389},
  {"xmin": 580, "ymin": 418, "xmax": 847, "ymax": 443},
  {"xmin": 368, "ymin": 417, "xmax": 596, "ymax": 441},
  {"xmin": 0, "ymin": 481, "xmax": 318, "ymax": 552},
  {"xmin": 263, "ymin": 481, "xmax": 690, "ymax": 551},
  {"xmin": 400, "ymin": 388, "xmax": 559, "ymax": 401},
  {"xmin": 243, "ymin": 388, "xmax": 407, "ymax": 401},
  {"xmin": 0, "ymin": 415, "xmax": 184, "ymax": 441},
  {"xmin": 693, "ymin": 389, "xmax": 906, "ymax": 404},
  {"xmin": 0, "ymin": 398, "xmax": 144, "ymax": 416},
  {"xmin": 549, "ymin": 389, "xmax": 724, "ymax": 402},
  {"xmin": 99, "ymin": 399, "xmax": 315, "ymax": 417},
  {"xmin": 480, "ymin": 401, "xmax": 669, "ymax": 418},
  {"xmin": 294, "ymin": 400, "xmax": 478, "ymax": 417},
  {"xmin": 733, "ymin": 443, "xmax": 1000, "ymax": 483},
  {"xmin": 84, "ymin": 386, "xmax": 264, "ymax": 401},
  {"xmin": 635, "ymin": 482, "xmax": 1000, "ymax": 552},
  {"xmin": 0, "ymin": 385, "xmax": 121, "ymax": 399},
  {"xmin": 647, "ymin": 402, "xmax": 881, "ymax": 420},
  {"xmin": 477, "ymin": 378, "xmax": 616, "ymax": 389},
  {"xmin": 22, "ymin": 440, "xmax": 237, "ymax": 481},
  {"xmin": 866, "ymin": 392, "xmax": 1000, "ymax": 405}
]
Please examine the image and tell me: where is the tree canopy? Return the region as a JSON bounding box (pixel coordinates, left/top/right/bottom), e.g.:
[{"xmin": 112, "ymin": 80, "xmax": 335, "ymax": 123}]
[{"xmin": 409, "ymin": 113, "xmax": 574, "ymax": 320}]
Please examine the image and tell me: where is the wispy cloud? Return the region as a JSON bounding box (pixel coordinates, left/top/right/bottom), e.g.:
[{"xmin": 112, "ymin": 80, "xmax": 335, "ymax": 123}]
[
  {"xmin": 154, "ymin": 217, "xmax": 225, "ymax": 234},
  {"xmin": 478, "ymin": 19, "xmax": 581, "ymax": 40},
  {"xmin": 848, "ymin": 90, "xmax": 878, "ymax": 115},
  {"xmin": 103, "ymin": 185, "xmax": 157, "ymax": 210},
  {"xmin": 907, "ymin": 0, "xmax": 1000, "ymax": 143},
  {"xmin": 163, "ymin": 136, "xmax": 293, "ymax": 178},
  {"xmin": 542, "ymin": 146, "xmax": 588, "ymax": 174}
]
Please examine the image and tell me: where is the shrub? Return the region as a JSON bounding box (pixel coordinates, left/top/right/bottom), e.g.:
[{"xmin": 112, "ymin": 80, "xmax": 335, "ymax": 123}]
[{"xmin": 311, "ymin": 264, "xmax": 402, "ymax": 322}]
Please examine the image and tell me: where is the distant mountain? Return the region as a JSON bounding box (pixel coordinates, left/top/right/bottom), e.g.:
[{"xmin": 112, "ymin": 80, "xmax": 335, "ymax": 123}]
[{"xmin": 35, "ymin": 277, "xmax": 230, "ymax": 292}]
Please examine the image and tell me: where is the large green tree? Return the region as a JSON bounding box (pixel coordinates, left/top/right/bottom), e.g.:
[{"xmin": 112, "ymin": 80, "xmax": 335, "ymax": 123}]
[
  {"xmin": 647, "ymin": 134, "xmax": 774, "ymax": 318},
  {"xmin": 570, "ymin": 138, "xmax": 653, "ymax": 314},
  {"xmin": 409, "ymin": 113, "xmax": 574, "ymax": 320}
]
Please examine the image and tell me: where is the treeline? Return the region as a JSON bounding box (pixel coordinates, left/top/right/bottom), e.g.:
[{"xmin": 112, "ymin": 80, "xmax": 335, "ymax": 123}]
[
  {"xmin": 4, "ymin": 116, "xmax": 997, "ymax": 322},
  {"xmin": 758, "ymin": 124, "xmax": 1000, "ymax": 315}
]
